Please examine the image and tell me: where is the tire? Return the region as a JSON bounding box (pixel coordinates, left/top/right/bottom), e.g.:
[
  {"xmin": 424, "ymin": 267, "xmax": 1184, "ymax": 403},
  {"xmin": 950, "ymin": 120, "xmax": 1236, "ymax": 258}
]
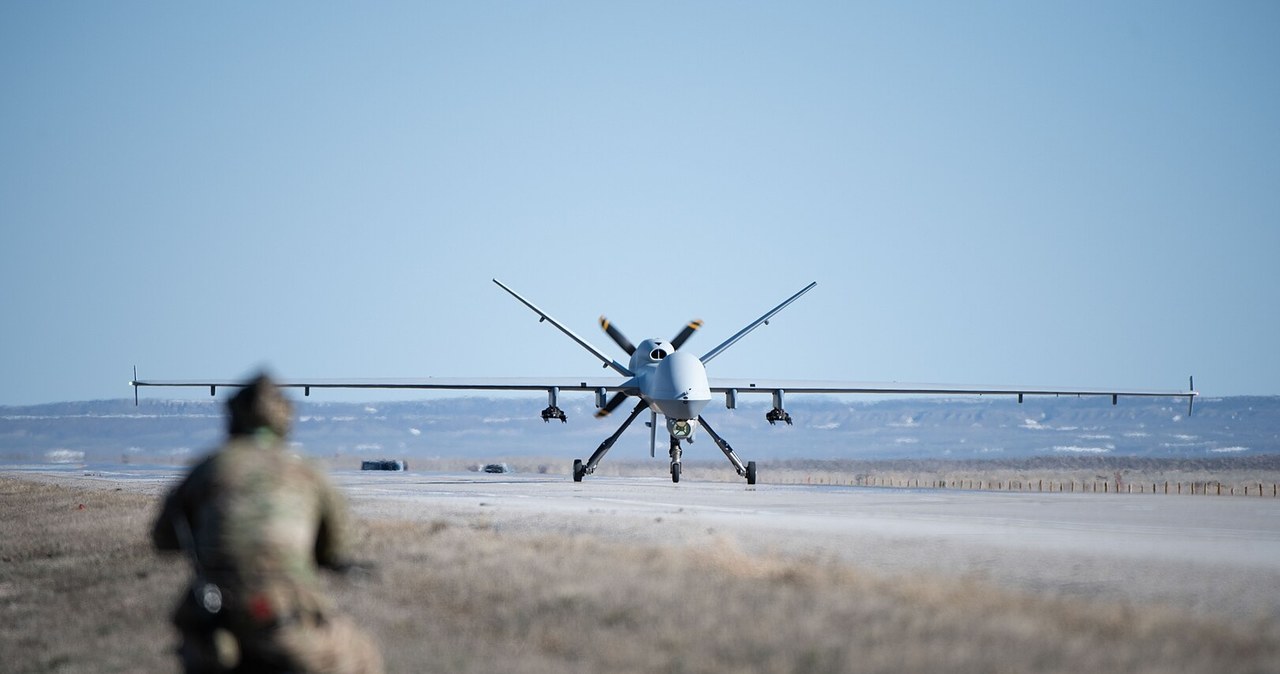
[
  {"xmin": 671, "ymin": 462, "xmax": 681, "ymax": 483},
  {"xmin": 573, "ymin": 459, "xmax": 585, "ymax": 482},
  {"xmin": 746, "ymin": 461, "xmax": 757, "ymax": 486}
]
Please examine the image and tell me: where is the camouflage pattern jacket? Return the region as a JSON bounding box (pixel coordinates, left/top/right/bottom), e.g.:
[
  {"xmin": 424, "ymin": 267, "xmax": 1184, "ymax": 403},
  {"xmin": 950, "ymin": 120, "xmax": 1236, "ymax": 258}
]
[{"xmin": 153, "ymin": 432, "xmax": 353, "ymax": 629}]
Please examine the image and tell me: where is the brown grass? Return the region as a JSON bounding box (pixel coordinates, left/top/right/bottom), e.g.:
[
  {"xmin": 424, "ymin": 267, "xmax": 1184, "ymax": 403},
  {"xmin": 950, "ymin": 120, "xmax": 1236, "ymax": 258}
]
[
  {"xmin": 391, "ymin": 457, "xmax": 1280, "ymax": 496},
  {"xmin": 2, "ymin": 476, "xmax": 1277, "ymax": 673},
  {"xmin": 0, "ymin": 478, "xmax": 186, "ymax": 672}
]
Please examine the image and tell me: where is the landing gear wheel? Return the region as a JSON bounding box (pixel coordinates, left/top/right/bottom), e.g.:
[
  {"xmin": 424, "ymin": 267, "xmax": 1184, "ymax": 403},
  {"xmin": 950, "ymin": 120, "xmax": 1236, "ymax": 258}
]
[
  {"xmin": 671, "ymin": 462, "xmax": 681, "ymax": 483},
  {"xmin": 573, "ymin": 459, "xmax": 585, "ymax": 482},
  {"xmin": 746, "ymin": 461, "xmax": 757, "ymax": 486}
]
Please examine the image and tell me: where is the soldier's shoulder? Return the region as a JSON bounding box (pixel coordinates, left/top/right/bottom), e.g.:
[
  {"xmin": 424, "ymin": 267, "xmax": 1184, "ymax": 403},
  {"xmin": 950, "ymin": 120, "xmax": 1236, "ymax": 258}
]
[
  {"xmin": 203, "ymin": 435, "xmax": 336, "ymax": 485},
  {"xmin": 201, "ymin": 437, "xmax": 294, "ymax": 478},
  {"xmin": 180, "ymin": 447, "xmax": 227, "ymax": 480}
]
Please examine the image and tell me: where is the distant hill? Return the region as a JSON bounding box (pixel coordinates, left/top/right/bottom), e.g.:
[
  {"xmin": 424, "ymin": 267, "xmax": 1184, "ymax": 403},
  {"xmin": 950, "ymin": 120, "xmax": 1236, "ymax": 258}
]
[{"xmin": 2, "ymin": 395, "xmax": 1276, "ymax": 465}]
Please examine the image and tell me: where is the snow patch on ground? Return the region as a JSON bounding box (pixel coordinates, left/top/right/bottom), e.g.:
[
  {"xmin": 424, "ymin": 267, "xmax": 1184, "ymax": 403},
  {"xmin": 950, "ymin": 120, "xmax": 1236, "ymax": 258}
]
[{"xmin": 1052, "ymin": 446, "xmax": 1113, "ymax": 454}]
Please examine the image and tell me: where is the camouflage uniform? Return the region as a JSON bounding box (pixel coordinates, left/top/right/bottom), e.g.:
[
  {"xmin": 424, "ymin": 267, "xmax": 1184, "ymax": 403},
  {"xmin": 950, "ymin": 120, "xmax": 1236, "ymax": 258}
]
[{"xmin": 153, "ymin": 375, "xmax": 383, "ymax": 674}]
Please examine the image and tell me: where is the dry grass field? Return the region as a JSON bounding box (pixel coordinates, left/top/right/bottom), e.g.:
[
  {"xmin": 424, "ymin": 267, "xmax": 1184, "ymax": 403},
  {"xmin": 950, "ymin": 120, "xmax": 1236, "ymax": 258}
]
[
  {"xmin": 2, "ymin": 475, "xmax": 1278, "ymax": 673},
  {"xmin": 395, "ymin": 455, "xmax": 1280, "ymax": 496}
]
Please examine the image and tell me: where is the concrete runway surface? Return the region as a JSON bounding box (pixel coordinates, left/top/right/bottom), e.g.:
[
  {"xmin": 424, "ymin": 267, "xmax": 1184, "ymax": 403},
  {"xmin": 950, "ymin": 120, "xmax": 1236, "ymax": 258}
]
[
  {"xmin": 12, "ymin": 465, "xmax": 1280, "ymax": 623},
  {"xmin": 336, "ymin": 471, "xmax": 1280, "ymax": 623}
]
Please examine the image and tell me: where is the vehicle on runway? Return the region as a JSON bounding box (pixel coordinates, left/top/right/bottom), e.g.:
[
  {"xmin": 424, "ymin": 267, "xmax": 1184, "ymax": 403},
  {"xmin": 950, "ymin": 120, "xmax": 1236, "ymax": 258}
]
[
  {"xmin": 361, "ymin": 459, "xmax": 408, "ymax": 471},
  {"xmin": 132, "ymin": 280, "xmax": 1197, "ymax": 485}
]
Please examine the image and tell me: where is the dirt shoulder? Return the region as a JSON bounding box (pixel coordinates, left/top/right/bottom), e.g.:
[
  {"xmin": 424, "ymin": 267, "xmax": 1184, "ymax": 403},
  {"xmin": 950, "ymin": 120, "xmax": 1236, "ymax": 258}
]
[{"xmin": 2, "ymin": 475, "xmax": 1278, "ymax": 673}]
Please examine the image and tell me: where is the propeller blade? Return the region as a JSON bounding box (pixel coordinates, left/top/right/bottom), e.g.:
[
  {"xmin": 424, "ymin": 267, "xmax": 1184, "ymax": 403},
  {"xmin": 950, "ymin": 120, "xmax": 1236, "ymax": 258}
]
[
  {"xmin": 599, "ymin": 316, "xmax": 636, "ymax": 355},
  {"xmin": 670, "ymin": 319, "xmax": 703, "ymax": 350},
  {"xmin": 595, "ymin": 391, "xmax": 629, "ymax": 418}
]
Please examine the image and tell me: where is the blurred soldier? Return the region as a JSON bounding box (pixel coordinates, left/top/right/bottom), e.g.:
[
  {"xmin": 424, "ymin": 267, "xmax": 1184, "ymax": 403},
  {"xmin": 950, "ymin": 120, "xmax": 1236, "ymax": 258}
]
[{"xmin": 152, "ymin": 373, "xmax": 383, "ymax": 674}]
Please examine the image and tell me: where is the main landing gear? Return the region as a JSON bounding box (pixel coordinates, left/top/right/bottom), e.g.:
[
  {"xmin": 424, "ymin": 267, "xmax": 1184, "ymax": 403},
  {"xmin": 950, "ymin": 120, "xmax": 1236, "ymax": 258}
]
[
  {"xmin": 571, "ymin": 407, "xmax": 758, "ymax": 486},
  {"xmin": 572, "ymin": 401, "xmax": 647, "ymax": 482},
  {"xmin": 699, "ymin": 415, "xmax": 756, "ymax": 485}
]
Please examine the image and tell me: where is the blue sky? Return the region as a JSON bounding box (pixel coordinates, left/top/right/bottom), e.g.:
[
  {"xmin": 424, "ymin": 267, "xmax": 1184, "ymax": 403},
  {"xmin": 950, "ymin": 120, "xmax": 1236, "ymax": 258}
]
[{"xmin": 1, "ymin": 2, "xmax": 1276, "ymax": 405}]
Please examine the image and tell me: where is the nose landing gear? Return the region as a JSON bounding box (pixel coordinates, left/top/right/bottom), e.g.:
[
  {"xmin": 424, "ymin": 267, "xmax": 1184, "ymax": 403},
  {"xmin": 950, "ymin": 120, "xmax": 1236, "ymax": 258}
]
[{"xmin": 669, "ymin": 436, "xmax": 682, "ymax": 483}]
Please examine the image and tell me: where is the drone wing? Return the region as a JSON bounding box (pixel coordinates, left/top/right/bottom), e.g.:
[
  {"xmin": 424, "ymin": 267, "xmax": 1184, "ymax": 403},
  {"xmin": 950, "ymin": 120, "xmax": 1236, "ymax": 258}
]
[
  {"xmin": 130, "ymin": 375, "xmax": 637, "ymax": 399},
  {"xmin": 707, "ymin": 377, "xmax": 1198, "ymax": 413}
]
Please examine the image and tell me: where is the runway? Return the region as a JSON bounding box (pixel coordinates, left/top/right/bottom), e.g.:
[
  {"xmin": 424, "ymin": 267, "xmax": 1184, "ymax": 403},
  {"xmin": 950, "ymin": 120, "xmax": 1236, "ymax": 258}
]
[
  {"xmin": 11, "ymin": 465, "xmax": 1280, "ymax": 622},
  {"xmin": 335, "ymin": 471, "xmax": 1280, "ymax": 622}
]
